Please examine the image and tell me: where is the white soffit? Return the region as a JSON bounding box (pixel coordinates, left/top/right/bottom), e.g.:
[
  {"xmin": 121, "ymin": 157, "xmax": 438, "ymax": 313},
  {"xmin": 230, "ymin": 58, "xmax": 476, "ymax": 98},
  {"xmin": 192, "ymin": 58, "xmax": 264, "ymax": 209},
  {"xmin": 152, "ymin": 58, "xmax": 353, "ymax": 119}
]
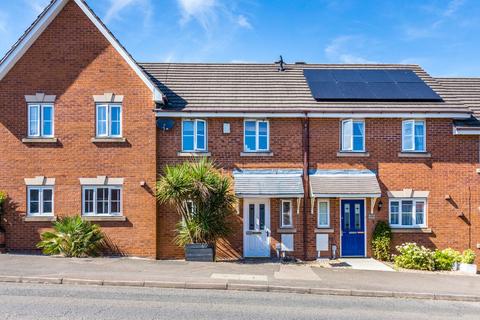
[{"xmin": 0, "ymin": 0, "xmax": 163, "ymax": 102}]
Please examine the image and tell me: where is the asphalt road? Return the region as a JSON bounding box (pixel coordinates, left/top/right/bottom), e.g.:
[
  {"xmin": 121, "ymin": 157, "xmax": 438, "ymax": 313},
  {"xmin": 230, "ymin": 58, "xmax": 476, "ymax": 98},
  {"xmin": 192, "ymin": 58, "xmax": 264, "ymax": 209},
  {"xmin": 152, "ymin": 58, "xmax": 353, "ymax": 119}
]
[{"xmin": 0, "ymin": 283, "xmax": 478, "ymax": 320}]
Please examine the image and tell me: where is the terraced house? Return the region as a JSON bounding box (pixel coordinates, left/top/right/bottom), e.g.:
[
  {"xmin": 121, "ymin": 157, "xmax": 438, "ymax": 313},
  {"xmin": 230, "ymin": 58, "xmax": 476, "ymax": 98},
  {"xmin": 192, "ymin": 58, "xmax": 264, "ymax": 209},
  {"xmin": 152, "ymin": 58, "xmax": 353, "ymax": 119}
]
[{"xmin": 0, "ymin": 0, "xmax": 479, "ymax": 264}]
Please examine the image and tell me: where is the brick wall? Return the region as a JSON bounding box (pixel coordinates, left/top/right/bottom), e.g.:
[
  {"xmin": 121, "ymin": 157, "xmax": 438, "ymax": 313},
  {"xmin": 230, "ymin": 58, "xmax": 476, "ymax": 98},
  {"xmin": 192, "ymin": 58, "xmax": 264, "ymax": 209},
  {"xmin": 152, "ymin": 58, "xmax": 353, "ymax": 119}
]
[
  {"xmin": 0, "ymin": 1, "xmax": 157, "ymax": 257},
  {"xmin": 157, "ymin": 117, "xmax": 480, "ymax": 265}
]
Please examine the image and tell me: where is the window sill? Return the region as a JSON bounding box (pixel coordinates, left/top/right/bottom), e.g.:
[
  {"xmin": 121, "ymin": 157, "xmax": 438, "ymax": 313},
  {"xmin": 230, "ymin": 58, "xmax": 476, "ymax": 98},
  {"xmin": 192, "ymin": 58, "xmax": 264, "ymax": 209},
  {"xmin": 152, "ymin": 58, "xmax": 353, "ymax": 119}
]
[
  {"xmin": 277, "ymin": 228, "xmax": 296, "ymax": 234},
  {"xmin": 82, "ymin": 216, "xmax": 127, "ymax": 222},
  {"xmin": 240, "ymin": 152, "xmax": 274, "ymax": 157},
  {"xmin": 24, "ymin": 216, "xmax": 56, "ymax": 222},
  {"xmin": 398, "ymin": 152, "xmax": 431, "ymax": 158},
  {"xmin": 177, "ymin": 152, "xmax": 211, "ymax": 157},
  {"xmin": 315, "ymin": 228, "xmax": 334, "ymax": 233},
  {"xmin": 91, "ymin": 137, "xmax": 127, "ymax": 143},
  {"xmin": 337, "ymin": 151, "xmax": 370, "ymax": 157},
  {"xmin": 22, "ymin": 138, "xmax": 58, "ymax": 144},
  {"xmin": 391, "ymin": 228, "xmax": 432, "ymax": 234}
]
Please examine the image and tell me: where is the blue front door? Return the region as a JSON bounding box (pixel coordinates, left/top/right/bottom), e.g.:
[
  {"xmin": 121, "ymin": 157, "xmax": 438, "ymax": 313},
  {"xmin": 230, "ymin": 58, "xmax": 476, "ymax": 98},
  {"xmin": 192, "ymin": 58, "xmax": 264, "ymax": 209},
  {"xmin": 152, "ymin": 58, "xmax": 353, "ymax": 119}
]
[{"xmin": 341, "ymin": 199, "xmax": 365, "ymax": 257}]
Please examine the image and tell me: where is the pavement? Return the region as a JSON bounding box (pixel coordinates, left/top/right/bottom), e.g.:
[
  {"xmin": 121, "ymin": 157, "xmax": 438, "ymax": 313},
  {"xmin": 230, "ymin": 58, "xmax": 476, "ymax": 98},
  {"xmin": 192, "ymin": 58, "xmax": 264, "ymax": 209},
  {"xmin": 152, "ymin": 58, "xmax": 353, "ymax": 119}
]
[
  {"xmin": 0, "ymin": 254, "xmax": 479, "ymax": 302},
  {"xmin": 0, "ymin": 282, "xmax": 478, "ymax": 320}
]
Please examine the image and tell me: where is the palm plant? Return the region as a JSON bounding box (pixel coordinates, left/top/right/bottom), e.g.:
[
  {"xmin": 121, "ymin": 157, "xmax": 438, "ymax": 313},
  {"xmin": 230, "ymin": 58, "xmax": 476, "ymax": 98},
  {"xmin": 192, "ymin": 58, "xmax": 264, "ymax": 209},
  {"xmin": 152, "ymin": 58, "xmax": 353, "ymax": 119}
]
[
  {"xmin": 156, "ymin": 158, "xmax": 237, "ymax": 247},
  {"xmin": 37, "ymin": 216, "xmax": 105, "ymax": 257}
]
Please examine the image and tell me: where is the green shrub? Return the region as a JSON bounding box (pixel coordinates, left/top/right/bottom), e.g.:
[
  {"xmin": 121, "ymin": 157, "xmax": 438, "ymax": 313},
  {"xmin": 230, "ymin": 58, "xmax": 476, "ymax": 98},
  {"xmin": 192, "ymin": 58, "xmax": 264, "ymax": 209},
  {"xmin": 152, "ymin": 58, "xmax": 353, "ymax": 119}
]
[
  {"xmin": 371, "ymin": 221, "xmax": 392, "ymax": 261},
  {"xmin": 394, "ymin": 242, "xmax": 435, "ymax": 271},
  {"xmin": 37, "ymin": 216, "xmax": 105, "ymax": 257},
  {"xmin": 461, "ymin": 249, "xmax": 476, "ymax": 264},
  {"xmin": 0, "ymin": 191, "xmax": 7, "ymax": 206},
  {"xmin": 434, "ymin": 248, "xmax": 461, "ymax": 270}
]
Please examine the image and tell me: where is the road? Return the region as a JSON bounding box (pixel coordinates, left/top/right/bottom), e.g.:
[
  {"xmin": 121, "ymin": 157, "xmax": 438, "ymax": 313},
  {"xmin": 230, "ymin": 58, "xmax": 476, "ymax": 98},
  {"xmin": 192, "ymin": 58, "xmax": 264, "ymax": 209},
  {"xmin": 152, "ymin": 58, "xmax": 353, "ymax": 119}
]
[{"xmin": 0, "ymin": 283, "xmax": 478, "ymax": 320}]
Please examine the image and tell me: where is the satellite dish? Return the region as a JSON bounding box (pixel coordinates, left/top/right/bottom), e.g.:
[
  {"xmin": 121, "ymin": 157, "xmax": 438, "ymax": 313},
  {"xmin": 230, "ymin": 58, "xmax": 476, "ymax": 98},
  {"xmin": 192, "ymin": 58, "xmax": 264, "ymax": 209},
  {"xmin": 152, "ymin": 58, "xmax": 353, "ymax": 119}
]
[{"xmin": 156, "ymin": 118, "xmax": 175, "ymax": 131}]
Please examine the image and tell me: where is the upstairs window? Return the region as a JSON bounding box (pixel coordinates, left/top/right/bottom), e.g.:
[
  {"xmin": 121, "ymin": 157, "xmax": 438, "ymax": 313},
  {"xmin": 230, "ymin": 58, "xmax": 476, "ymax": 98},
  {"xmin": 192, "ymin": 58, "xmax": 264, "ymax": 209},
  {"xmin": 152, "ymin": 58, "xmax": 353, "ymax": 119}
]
[
  {"xmin": 389, "ymin": 199, "xmax": 426, "ymax": 228},
  {"xmin": 402, "ymin": 120, "xmax": 425, "ymax": 152},
  {"xmin": 244, "ymin": 120, "xmax": 269, "ymax": 152},
  {"xmin": 182, "ymin": 119, "xmax": 207, "ymax": 152},
  {"xmin": 82, "ymin": 186, "xmax": 122, "ymax": 216},
  {"xmin": 280, "ymin": 200, "xmax": 293, "ymax": 228},
  {"xmin": 96, "ymin": 104, "xmax": 122, "ymax": 138},
  {"xmin": 28, "ymin": 104, "xmax": 54, "ymax": 137},
  {"xmin": 341, "ymin": 119, "xmax": 364, "ymax": 152},
  {"xmin": 27, "ymin": 187, "xmax": 54, "ymax": 216}
]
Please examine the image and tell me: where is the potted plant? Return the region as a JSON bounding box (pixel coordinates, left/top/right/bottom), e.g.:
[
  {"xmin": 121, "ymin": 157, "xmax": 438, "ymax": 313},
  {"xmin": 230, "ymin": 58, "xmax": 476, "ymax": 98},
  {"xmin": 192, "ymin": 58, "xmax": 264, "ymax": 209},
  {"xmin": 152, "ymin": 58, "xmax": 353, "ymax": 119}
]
[
  {"xmin": 156, "ymin": 158, "xmax": 237, "ymax": 262},
  {"xmin": 458, "ymin": 249, "xmax": 477, "ymax": 275}
]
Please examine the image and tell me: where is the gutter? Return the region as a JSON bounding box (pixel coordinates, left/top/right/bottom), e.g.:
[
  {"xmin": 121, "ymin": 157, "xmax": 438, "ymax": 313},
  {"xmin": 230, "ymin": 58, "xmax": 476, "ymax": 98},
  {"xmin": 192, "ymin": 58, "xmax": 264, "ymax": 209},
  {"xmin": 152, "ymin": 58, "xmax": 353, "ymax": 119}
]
[{"xmin": 302, "ymin": 113, "xmax": 310, "ymax": 260}]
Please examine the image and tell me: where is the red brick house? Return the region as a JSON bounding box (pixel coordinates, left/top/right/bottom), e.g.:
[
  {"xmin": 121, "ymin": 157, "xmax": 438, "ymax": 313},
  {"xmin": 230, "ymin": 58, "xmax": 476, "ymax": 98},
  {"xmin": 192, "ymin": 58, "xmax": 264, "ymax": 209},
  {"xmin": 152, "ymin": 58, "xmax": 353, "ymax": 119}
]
[{"xmin": 1, "ymin": 0, "xmax": 479, "ymax": 264}]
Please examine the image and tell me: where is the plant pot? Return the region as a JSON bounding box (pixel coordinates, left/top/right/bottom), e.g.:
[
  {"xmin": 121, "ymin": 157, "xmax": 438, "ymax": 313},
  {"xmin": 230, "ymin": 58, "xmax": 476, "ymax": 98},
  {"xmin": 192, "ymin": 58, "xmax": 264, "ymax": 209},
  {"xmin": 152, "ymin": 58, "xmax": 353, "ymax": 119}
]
[
  {"xmin": 459, "ymin": 263, "xmax": 478, "ymax": 275},
  {"xmin": 185, "ymin": 243, "xmax": 215, "ymax": 262}
]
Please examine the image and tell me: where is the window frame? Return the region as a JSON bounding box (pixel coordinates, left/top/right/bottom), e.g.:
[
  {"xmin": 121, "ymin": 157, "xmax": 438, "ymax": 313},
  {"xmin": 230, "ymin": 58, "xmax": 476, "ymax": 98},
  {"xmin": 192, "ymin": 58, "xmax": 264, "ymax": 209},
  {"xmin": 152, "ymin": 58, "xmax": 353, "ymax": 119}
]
[
  {"xmin": 280, "ymin": 199, "xmax": 293, "ymax": 228},
  {"xmin": 243, "ymin": 119, "xmax": 270, "ymax": 152},
  {"xmin": 27, "ymin": 186, "xmax": 54, "ymax": 217},
  {"xmin": 95, "ymin": 103, "xmax": 122, "ymax": 138},
  {"xmin": 181, "ymin": 119, "xmax": 207, "ymax": 152},
  {"xmin": 389, "ymin": 198, "xmax": 427, "ymax": 228},
  {"xmin": 81, "ymin": 186, "xmax": 123, "ymax": 216},
  {"xmin": 402, "ymin": 119, "xmax": 426, "ymax": 152},
  {"xmin": 341, "ymin": 119, "xmax": 365, "ymax": 152},
  {"xmin": 317, "ymin": 199, "xmax": 330, "ymax": 228},
  {"xmin": 27, "ymin": 103, "xmax": 54, "ymax": 138}
]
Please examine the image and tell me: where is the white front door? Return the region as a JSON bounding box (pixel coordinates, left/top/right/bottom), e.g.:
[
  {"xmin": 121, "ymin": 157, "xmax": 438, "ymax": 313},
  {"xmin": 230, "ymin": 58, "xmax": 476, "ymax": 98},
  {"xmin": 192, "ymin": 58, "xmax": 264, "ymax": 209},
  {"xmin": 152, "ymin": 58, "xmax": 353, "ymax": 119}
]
[{"xmin": 243, "ymin": 198, "xmax": 271, "ymax": 257}]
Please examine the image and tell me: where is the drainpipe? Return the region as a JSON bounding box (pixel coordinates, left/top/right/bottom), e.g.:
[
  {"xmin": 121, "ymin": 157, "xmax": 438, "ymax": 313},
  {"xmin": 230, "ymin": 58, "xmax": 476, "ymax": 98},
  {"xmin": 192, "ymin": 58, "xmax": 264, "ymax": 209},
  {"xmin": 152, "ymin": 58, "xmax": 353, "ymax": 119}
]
[{"xmin": 302, "ymin": 113, "xmax": 310, "ymax": 260}]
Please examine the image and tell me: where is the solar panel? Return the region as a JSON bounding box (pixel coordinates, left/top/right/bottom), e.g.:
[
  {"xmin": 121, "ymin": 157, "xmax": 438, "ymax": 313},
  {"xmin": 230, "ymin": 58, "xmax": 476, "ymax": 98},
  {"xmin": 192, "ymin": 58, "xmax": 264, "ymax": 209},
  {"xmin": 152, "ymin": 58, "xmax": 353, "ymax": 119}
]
[{"xmin": 303, "ymin": 69, "xmax": 443, "ymax": 102}]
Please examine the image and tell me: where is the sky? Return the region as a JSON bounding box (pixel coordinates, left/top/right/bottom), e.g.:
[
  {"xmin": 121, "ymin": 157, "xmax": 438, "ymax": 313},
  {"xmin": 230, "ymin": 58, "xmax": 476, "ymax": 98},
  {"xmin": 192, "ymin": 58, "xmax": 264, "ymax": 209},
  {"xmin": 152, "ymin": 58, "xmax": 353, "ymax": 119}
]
[{"xmin": 1, "ymin": 0, "xmax": 480, "ymax": 77}]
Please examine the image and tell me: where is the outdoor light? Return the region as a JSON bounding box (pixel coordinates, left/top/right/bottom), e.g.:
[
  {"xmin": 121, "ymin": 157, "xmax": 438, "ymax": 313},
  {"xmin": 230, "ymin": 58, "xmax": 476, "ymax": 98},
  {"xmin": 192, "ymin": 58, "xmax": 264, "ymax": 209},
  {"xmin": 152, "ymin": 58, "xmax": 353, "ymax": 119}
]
[{"xmin": 378, "ymin": 200, "xmax": 383, "ymax": 211}]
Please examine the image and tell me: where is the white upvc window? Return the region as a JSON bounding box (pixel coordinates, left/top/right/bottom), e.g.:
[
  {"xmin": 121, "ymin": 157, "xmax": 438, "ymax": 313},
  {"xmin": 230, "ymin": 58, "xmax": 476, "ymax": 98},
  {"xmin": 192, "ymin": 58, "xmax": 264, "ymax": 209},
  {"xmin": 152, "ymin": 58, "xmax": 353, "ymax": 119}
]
[
  {"xmin": 82, "ymin": 186, "xmax": 122, "ymax": 216},
  {"xmin": 341, "ymin": 119, "xmax": 365, "ymax": 152},
  {"xmin": 28, "ymin": 104, "xmax": 54, "ymax": 137},
  {"xmin": 389, "ymin": 198, "xmax": 426, "ymax": 228},
  {"xmin": 96, "ymin": 104, "xmax": 122, "ymax": 138},
  {"xmin": 182, "ymin": 119, "xmax": 207, "ymax": 152},
  {"xmin": 280, "ymin": 200, "xmax": 293, "ymax": 228},
  {"xmin": 402, "ymin": 119, "xmax": 425, "ymax": 152},
  {"xmin": 317, "ymin": 199, "xmax": 330, "ymax": 227},
  {"xmin": 27, "ymin": 186, "xmax": 54, "ymax": 216},
  {"xmin": 244, "ymin": 120, "xmax": 269, "ymax": 152}
]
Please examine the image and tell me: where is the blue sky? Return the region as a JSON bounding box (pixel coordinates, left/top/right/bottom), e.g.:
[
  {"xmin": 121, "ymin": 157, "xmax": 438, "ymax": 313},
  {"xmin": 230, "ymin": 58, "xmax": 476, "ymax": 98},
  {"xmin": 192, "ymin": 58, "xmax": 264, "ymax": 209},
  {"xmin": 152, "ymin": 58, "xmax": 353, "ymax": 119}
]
[{"xmin": 1, "ymin": 0, "xmax": 479, "ymax": 76}]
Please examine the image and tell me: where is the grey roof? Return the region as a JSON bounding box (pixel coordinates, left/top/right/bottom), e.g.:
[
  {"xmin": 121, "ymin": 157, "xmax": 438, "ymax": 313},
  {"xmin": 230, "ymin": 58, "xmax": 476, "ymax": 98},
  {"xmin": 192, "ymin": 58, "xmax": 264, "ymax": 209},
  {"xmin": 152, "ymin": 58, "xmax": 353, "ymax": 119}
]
[
  {"xmin": 310, "ymin": 170, "xmax": 381, "ymax": 197},
  {"xmin": 435, "ymin": 78, "xmax": 480, "ymax": 128},
  {"xmin": 140, "ymin": 62, "xmax": 470, "ymax": 115},
  {"xmin": 233, "ymin": 169, "xmax": 304, "ymax": 198}
]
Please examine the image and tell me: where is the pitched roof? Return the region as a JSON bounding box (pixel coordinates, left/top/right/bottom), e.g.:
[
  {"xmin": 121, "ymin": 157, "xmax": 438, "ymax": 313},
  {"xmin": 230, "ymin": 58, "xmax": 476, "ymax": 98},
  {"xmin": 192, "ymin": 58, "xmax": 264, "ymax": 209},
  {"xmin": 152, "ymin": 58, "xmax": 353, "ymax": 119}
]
[
  {"xmin": 309, "ymin": 170, "xmax": 381, "ymax": 198},
  {"xmin": 140, "ymin": 62, "xmax": 470, "ymax": 116},
  {"xmin": 435, "ymin": 78, "xmax": 480, "ymax": 128},
  {"xmin": 0, "ymin": 0, "xmax": 164, "ymax": 102},
  {"xmin": 233, "ymin": 169, "xmax": 304, "ymax": 198}
]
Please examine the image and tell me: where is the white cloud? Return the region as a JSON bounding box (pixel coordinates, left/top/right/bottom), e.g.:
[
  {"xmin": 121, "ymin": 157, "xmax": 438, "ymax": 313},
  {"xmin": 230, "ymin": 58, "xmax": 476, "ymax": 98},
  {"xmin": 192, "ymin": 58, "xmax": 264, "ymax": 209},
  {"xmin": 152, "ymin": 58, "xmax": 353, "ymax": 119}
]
[
  {"xmin": 403, "ymin": 0, "xmax": 466, "ymax": 40},
  {"xmin": 25, "ymin": 0, "xmax": 50, "ymax": 15},
  {"xmin": 104, "ymin": 0, "xmax": 153, "ymax": 25},
  {"xmin": 177, "ymin": 0, "xmax": 218, "ymax": 31},
  {"xmin": 236, "ymin": 14, "xmax": 252, "ymax": 29},
  {"xmin": 324, "ymin": 35, "xmax": 377, "ymax": 64},
  {"xmin": 443, "ymin": 0, "xmax": 464, "ymax": 17}
]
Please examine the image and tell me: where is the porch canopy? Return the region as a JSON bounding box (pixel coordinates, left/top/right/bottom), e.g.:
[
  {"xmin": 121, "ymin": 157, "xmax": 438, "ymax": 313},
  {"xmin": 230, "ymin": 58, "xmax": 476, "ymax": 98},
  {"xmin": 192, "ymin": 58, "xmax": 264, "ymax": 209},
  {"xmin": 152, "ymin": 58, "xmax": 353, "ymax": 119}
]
[
  {"xmin": 309, "ymin": 169, "xmax": 381, "ymax": 198},
  {"xmin": 233, "ymin": 169, "xmax": 304, "ymax": 198}
]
